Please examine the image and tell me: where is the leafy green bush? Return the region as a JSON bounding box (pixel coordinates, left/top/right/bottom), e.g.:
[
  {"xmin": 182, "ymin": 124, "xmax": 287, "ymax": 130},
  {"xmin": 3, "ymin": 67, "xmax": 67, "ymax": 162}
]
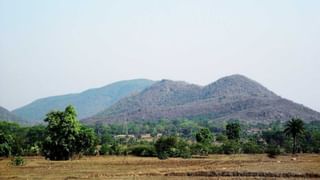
[
  {"xmin": 222, "ymin": 140, "xmax": 240, "ymax": 154},
  {"xmin": 129, "ymin": 144, "xmax": 156, "ymax": 157},
  {"xmin": 195, "ymin": 128, "xmax": 213, "ymax": 144},
  {"xmin": 155, "ymin": 136, "xmax": 178, "ymax": 160},
  {"xmin": 266, "ymin": 144, "xmax": 281, "ymax": 158},
  {"xmin": 176, "ymin": 140, "xmax": 192, "ymax": 159},
  {"xmin": 43, "ymin": 106, "xmax": 97, "ymax": 160},
  {"xmin": 109, "ymin": 143, "xmax": 127, "ymax": 155},
  {"xmin": 242, "ymin": 141, "xmax": 263, "ymax": 154},
  {"xmin": 11, "ymin": 156, "xmax": 25, "ymax": 166},
  {"xmin": 157, "ymin": 152, "xmax": 168, "ymax": 160},
  {"xmin": 0, "ymin": 133, "xmax": 13, "ymax": 157},
  {"xmin": 0, "ymin": 143, "xmax": 11, "ymax": 157},
  {"xmin": 99, "ymin": 144, "xmax": 111, "ymax": 155},
  {"xmin": 191, "ymin": 143, "xmax": 210, "ymax": 156},
  {"xmin": 209, "ymin": 144, "xmax": 223, "ymax": 154}
]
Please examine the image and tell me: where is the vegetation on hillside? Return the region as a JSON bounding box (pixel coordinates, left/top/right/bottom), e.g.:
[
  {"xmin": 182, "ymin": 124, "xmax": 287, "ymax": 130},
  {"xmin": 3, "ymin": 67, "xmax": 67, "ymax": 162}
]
[
  {"xmin": 87, "ymin": 75, "xmax": 320, "ymax": 124},
  {"xmin": 1, "ymin": 106, "xmax": 320, "ymax": 160},
  {"xmin": 13, "ymin": 79, "xmax": 154, "ymax": 122}
]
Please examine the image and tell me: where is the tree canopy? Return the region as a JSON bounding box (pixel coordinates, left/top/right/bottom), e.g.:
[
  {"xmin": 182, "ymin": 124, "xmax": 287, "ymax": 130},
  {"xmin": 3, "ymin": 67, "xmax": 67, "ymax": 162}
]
[
  {"xmin": 43, "ymin": 105, "xmax": 96, "ymax": 160},
  {"xmin": 284, "ymin": 118, "xmax": 305, "ymax": 154},
  {"xmin": 226, "ymin": 122, "xmax": 240, "ymax": 141}
]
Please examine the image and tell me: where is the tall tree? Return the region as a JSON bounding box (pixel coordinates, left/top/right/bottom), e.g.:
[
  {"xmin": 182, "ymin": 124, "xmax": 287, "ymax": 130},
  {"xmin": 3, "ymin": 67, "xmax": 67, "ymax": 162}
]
[
  {"xmin": 194, "ymin": 128, "xmax": 213, "ymax": 156},
  {"xmin": 226, "ymin": 122, "xmax": 240, "ymax": 141},
  {"xmin": 43, "ymin": 105, "xmax": 82, "ymax": 160},
  {"xmin": 284, "ymin": 118, "xmax": 305, "ymax": 154}
]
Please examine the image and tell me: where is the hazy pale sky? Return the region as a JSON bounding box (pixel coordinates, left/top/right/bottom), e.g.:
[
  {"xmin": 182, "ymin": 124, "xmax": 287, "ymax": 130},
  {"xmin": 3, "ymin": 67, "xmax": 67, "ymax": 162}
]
[{"xmin": 1, "ymin": 0, "xmax": 320, "ymax": 112}]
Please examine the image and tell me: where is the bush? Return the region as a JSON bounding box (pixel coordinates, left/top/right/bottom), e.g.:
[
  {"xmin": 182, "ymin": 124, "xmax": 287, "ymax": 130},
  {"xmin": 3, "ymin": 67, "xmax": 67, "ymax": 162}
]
[
  {"xmin": 191, "ymin": 143, "xmax": 210, "ymax": 156},
  {"xmin": 0, "ymin": 133, "xmax": 13, "ymax": 157},
  {"xmin": 222, "ymin": 140, "xmax": 240, "ymax": 154},
  {"xmin": 109, "ymin": 143, "xmax": 127, "ymax": 155},
  {"xmin": 157, "ymin": 152, "xmax": 168, "ymax": 160},
  {"xmin": 176, "ymin": 140, "xmax": 192, "ymax": 159},
  {"xmin": 11, "ymin": 156, "xmax": 25, "ymax": 166},
  {"xmin": 129, "ymin": 144, "xmax": 156, "ymax": 157},
  {"xmin": 209, "ymin": 144, "xmax": 223, "ymax": 154},
  {"xmin": 266, "ymin": 144, "xmax": 281, "ymax": 158},
  {"xmin": 155, "ymin": 136, "xmax": 178, "ymax": 160},
  {"xmin": 0, "ymin": 143, "xmax": 11, "ymax": 157},
  {"xmin": 179, "ymin": 149, "xmax": 192, "ymax": 159},
  {"xmin": 99, "ymin": 144, "xmax": 111, "ymax": 155},
  {"xmin": 242, "ymin": 141, "xmax": 263, "ymax": 154}
]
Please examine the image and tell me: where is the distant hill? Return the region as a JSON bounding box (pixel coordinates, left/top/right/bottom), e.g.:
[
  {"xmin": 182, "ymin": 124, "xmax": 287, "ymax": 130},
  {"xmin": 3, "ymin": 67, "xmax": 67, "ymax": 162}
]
[
  {"xmin": 0, "ymin": 106, "xmax": 24, "ymax": 123},
  {"xmin": 84, "ymin": 75, "xmax": 320, "ymax": 124},
  {"xmin": 13, "ymin": 79, "xmax": 154, "ymax": 124}
]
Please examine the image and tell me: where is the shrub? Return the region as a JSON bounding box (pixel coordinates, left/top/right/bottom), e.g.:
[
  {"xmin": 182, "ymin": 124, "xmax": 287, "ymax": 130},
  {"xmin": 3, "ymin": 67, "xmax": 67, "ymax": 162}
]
[
  {"xmin": 157, "ymin": 152, "xmax": 168, "ymax": 160},
  {"xmin": 222, "ymin": 140, "xmax": 240, "ymax": 154},
  {"xmin": 176, "ymin": 140, "xmax": 192, "ymax": 159},
  {"xmin": 242, "ymin": 141, "xmax": 263, "ymax": 154},
  {"xmin": 155, "ymin": 136, "xmax": 178, "ymax": 160},
  {"xmin": 129, "ymin": 144, "xmax": 156, "ymax": 157},
  {"xmin": 216, "ymin": 134, "xmax": 228, "ymax": 142},
  {"xmin": 99, "ymin": 144, "xmax": 111, "ymax": 155},
  {"xmin": 191, "ymin": 143, "xmax": 210, "ymax": 156},
  {"xmin": 210, "ymin": 144, "xmax": 223, "ymax": 154},
  {"xmin": 266, "ymin": 144, "xmax": 281, "ymax": 158},
  {"xmin": 0, "ymin": 133, "xmax": 13, "ymax": 157},
  {"xmin": 179, "ymin": 148, "xmax": 192, "ymax": 159},
  {"xmin": 11, "ymin": 156, "xmax": 25, "ymax": 166},
  {"xmin": 43, "ymin": 106, "xmax": 97, "ymax": 160},
  {"xmin": 110, "ymin": 143, "xmax": 126, "ymax": 155},
  {"xmin": 0, "ymin": 143, "xmax": 11, "ymax": 157}
]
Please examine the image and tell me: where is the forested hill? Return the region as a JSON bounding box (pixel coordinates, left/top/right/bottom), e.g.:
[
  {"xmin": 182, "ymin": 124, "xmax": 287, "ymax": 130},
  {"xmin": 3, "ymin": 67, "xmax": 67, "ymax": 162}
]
[
  {"xmin": 13, "ymin": 79, "xmax": 154, "ymax": 124},
  {"xmin": 84, "ymin": 75, "xmax": 320, "ymax": 124}
]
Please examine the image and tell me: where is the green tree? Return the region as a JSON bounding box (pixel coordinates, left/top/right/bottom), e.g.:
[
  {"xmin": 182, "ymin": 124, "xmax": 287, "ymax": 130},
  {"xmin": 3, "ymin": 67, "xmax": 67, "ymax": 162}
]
[
  {"xmin": 242, "ymin": 141, "xmax": 263, "ymax": 154},
  {"xmin": 0, "ymin": 121, "xmax": 25, "ymax": 156},
  {"xmin": 195, "ymin": 128, "xmax": 213, "ymax": 144},
  {"xmin": 221, "ymin": 140, "xmax": 240, "ymax": 154},
  {"xmin": 226, "ymin": 122, "xmax": 240, "ymax": 141},
  {"xmin": 25, "ymin": 125, "xmax": 45, "ymax": 155},
  {"xmin": 194, "ymin": 128, "xmax": 213, "ymax": 156},
  {"xmin": 176, "ymin": 139, "xmax": 192, "ymax": 158},
  {"xmin": 154, "ymin": 136, "xmax": 177, "ymax": 159},
  {"xmin": 0, "ymin": 133, "xmax": 13, "ymax": 157},
  {"xmin": 76, "ymin": 126, "xmax": 98, "ymax": 155},
  {"xmin": 284, "ymin": 118, "xmax": 305, "ymax": 154},
  {"xmin": 43, "ymin": 105, "xmax": 81, "ymax": 160}
]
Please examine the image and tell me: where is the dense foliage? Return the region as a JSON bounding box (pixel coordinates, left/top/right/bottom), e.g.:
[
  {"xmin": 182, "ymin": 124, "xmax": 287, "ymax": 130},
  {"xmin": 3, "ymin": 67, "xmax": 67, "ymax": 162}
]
[
  {"xmin": 226, "ymin": 122, "xmax": 241, "ymax": 141},
  {"xmin": 284, "ymin": 118, "xmax": 305, "ymax": 154},
  {"xmin": 1, "ymin": 111, "xmax": 320, "ymax": 160},
  {"xmin": 43, "ymin": 106, "xmax": 97, "ymax": 160}
]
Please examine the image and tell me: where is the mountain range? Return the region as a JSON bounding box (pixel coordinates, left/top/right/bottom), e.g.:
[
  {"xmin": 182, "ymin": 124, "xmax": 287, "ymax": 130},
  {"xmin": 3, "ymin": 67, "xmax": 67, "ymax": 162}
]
[
  {"xmin": 0, "ymin": 106, "xmax": 24, "ymax": 123},
  {"xmin": 84, "ymin": 75, "xmax": 320, "ymax": 124},
  {"xmin": 7, "ymin": 74, "xmax": 320, "ymax": 125},
  {"xmin": 12, "ymin": 79, "xmax": 154, "ymax": 124}
]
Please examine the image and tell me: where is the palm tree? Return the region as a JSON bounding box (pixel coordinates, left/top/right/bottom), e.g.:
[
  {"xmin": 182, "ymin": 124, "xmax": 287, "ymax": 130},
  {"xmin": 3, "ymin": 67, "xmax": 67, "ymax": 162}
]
[{"xmin": 284, "ymin": 118, "xmax": 305, "ymax": 154}]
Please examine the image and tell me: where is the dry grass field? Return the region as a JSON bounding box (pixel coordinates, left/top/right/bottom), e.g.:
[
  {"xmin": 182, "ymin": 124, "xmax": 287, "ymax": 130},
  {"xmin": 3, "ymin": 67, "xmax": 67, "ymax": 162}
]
[{"xmin": 1, "ymin": 154, "xmax": 320, "ymax": 179}]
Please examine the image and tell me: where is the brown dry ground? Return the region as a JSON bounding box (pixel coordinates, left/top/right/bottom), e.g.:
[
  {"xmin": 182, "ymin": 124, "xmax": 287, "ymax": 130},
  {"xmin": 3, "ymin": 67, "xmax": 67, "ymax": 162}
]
[{"xmin": 0, "ymin": 154, "xmax": 320, "ymax": 180}]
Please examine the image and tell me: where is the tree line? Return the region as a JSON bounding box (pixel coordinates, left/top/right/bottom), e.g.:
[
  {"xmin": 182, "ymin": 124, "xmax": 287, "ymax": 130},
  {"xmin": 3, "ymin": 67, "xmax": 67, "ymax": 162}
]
[{"xmin": 1, "ymin": 105, "xmax": 320, "ymax": 160}]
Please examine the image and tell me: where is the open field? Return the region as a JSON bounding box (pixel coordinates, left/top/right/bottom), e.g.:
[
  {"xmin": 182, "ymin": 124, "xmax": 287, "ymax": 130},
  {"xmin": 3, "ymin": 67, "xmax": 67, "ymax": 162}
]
[{"xmin": 1, "ymin": 154, "xmax": 320, "ymax": 179}]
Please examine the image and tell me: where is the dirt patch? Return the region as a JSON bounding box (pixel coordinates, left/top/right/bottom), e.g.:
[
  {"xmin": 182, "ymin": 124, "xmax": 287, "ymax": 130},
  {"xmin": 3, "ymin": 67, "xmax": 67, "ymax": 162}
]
[
  {"xmin": 165, "ymin": 171, "xmax": 320, "ymax": 178},
  {"xmin": 1, "ymin": 154, "xmax": 320, "ymax": 179}
]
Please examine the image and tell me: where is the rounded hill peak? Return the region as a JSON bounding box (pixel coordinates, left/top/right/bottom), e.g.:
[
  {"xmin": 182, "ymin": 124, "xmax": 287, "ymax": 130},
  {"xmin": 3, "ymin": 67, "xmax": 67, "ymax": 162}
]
[{"xmin": 202, "ymin": 74, "xmax": 278, "ymax": 99}]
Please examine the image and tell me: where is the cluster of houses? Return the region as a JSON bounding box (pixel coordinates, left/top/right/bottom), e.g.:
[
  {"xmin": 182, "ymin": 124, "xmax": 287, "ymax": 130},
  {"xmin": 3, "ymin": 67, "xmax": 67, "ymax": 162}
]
[{"xmin": 114, "ymin": 133, "xmax": 163, "ymax": 142}]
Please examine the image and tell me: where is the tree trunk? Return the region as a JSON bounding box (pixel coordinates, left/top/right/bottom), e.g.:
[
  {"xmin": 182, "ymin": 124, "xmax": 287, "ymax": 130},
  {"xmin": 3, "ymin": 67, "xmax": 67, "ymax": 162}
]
[{"xmin": 293, "ymin": 136, "xmax": 296, "ymax": 154}]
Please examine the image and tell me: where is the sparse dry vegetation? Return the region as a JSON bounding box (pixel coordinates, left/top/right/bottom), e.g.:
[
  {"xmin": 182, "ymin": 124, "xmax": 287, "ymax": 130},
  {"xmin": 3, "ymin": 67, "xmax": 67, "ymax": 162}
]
[{"xmin": 1, "ymin": 154, "xmax": 320, "ymax": 179}]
